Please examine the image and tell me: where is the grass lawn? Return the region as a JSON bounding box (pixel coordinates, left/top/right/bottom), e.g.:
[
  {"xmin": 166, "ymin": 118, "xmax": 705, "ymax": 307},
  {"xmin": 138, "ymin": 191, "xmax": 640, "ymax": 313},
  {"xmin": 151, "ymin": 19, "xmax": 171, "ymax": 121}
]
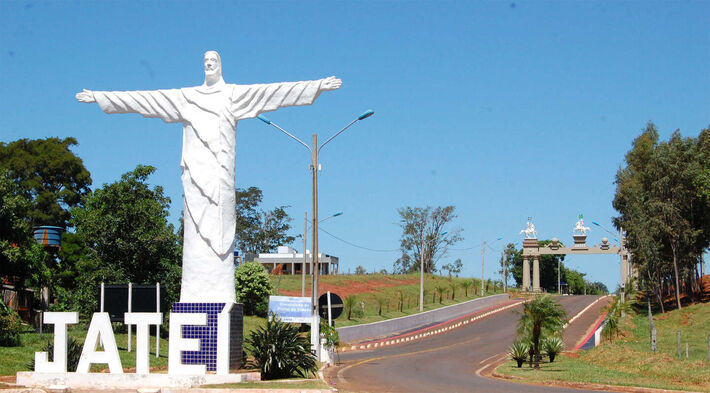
[
  {"xmin": 496, "ymin": 300, "xmax": 710, "ymax": 392},
  {"xmin": 271, "ymin": 273, "xmax": 506, "ymax": 328},
  {"xmin": 0, "ymin": 322, "xmax": 171, "ymax": 376}
]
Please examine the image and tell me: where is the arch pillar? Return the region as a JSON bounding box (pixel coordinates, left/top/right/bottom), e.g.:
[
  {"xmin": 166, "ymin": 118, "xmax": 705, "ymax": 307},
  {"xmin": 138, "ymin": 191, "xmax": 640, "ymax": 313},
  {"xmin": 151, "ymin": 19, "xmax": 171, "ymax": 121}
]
[
  {"xmin": 533, "ymin": 256, "xmax": 540, "ymax": 292},
  {"xmin": 522, "ymin": 256, "xmax": 530, "ymax": 291}
]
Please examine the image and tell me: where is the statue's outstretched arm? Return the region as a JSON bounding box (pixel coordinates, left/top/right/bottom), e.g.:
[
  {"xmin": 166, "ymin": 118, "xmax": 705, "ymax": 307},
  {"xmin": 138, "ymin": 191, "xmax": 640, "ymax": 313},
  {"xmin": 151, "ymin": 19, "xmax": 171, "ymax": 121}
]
[
  {"xmin": 76, "ymin": 89, "xmax": 96, "ymax": 103},
  {"xmin": 76, "ymin": 88, "xmax": 184, "ymax": 123},
  {"xmin": 321, "ymin": 76, "xmax": 342, "ymax": 91}
]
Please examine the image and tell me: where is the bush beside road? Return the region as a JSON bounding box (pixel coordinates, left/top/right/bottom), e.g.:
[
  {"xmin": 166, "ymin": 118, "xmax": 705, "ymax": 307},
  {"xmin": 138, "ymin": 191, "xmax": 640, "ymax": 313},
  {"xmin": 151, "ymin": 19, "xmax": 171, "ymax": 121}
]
[{"xmin": 496, "ymin": 300, "xmax": 710, "ymax": 392}]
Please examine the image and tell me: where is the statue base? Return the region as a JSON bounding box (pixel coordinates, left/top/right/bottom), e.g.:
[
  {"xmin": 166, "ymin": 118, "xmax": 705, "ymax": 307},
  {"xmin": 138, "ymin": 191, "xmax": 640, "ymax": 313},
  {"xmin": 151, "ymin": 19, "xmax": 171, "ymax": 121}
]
[
  {"xmin": 572, "ymin": 235, "xmax": 588, "ymax": 249},
  {"xmin": 172, "ymin": 302, "xmax": 243, "ymax": 371}
]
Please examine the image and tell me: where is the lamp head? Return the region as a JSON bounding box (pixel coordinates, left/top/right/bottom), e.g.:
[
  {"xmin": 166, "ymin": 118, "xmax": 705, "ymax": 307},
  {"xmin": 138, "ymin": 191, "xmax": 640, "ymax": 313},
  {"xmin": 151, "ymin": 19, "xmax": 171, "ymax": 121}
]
[
  {"xmin": 358, "ymin": 110, "xmax": 375, "ymax": 120},
  {"xmin": 257, "ymin": 114, "xmax": 271, "ymax": 125}
]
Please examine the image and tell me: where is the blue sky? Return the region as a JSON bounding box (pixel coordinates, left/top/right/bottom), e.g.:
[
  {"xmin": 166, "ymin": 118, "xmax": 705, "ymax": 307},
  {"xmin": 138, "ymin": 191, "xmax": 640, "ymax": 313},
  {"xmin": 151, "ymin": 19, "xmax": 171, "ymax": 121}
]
[{"xmin": 1, "ymin": 1, "xmax": 708, "ymax": 291}]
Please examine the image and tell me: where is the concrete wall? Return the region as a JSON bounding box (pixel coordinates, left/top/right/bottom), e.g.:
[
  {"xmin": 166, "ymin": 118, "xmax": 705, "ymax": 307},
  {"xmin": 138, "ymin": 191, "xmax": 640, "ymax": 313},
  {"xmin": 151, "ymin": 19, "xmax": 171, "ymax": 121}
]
[{"xmin": 337, "ymin": 294, "xmax": 510, "ymax": 344}]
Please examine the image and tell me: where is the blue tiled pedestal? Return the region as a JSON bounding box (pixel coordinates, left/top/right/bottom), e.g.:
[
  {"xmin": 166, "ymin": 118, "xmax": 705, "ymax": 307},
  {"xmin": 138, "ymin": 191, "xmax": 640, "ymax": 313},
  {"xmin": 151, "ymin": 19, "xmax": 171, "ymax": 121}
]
[{"xmin": 171, "ymin": 302, "xmax": 243, "ymax": 371}]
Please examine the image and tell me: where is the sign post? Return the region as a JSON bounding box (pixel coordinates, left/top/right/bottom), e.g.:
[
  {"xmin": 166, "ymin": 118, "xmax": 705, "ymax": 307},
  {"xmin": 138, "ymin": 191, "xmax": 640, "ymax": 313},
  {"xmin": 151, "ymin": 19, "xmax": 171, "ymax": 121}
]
[{"xmin": 317, "ymin": 293, "xmax": 343, "ymax": 322}]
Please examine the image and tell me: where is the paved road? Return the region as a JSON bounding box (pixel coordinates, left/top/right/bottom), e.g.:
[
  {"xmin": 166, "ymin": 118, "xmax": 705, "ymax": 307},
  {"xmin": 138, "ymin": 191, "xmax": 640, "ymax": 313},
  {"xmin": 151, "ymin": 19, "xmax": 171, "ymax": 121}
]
[{"xmin": 326, "ymin": 295, "xmax": 613, "ymax": 393}]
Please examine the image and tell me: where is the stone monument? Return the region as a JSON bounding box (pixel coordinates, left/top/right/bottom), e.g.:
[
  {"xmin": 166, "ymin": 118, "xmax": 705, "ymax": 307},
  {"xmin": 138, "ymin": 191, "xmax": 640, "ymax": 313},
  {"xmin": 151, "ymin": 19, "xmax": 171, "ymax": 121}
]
[
  {"xmin": 572, "ymin": 214, "xmax": 590, "ymax": 249},
  {"xmin": 76, "ymin": 50, "xmax": 341, "ymax": 372},
  {"xmin": 519, "ymin": 217, "xmax": 539, "ymax": 291}
]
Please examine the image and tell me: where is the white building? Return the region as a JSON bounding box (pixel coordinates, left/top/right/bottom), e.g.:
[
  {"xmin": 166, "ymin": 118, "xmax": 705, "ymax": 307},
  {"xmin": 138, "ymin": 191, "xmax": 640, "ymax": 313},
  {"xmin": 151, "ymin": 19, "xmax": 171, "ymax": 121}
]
[{"xmin": 248, "ymin": 246, "xmax": 339, "ymax": 275}]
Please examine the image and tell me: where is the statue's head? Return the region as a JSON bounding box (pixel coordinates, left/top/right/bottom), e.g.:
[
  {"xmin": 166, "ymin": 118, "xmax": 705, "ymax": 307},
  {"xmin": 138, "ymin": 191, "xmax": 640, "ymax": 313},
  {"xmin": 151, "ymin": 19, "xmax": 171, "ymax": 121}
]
[{"xmin": 203, "ymin": 50, "xmax": 222, "ymax": 83}]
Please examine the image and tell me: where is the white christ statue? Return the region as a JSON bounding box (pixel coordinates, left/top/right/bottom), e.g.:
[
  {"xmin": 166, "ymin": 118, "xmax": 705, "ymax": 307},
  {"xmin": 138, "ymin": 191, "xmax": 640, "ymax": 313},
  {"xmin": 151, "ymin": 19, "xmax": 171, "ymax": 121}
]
[{"xmin": 77, "ymin": 51, "xmax": 341, "ymax": 303}]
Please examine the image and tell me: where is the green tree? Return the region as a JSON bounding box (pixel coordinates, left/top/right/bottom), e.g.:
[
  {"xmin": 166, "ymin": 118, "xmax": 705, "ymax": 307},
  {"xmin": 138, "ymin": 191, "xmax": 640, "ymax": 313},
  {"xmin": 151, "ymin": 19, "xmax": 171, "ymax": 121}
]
[
  {"xmin": 394, "ymin": 206, "xmax": 463, "ymax": 274},
  {"xmin": 234, "ymin": 187, "xmax": 295, "ymax": 254},
  {"xmin": 68, "ymin": 165, "xmax": 181, "ymax": 315},
  {"xmin": 0, "ymin": 137, "xmax": 91, "ymax": 227},
  {"xmin": 0, "ymin": 171, "xmax": 49, "ymax": 289},
  {"xmin": 441, "ymin": 258, "xmax": 463, "ymax": 278},
  {"xmin": 517, "ymin": 295, "xmax": 567, "ymax": 369},
  {"xmin": 614, "ymin": 123, "xmax": 710, "ymax": 310},
  {"xmin": 354, "ymin": 265, "xmax": 367, "ymax": 275},
  {"xmin": 502, "ymin": 243, "xmax": 521, "ymax": 288},
  {"xmin": 234, "ymin": 262, "xmax": 273, "ymax": 316}
]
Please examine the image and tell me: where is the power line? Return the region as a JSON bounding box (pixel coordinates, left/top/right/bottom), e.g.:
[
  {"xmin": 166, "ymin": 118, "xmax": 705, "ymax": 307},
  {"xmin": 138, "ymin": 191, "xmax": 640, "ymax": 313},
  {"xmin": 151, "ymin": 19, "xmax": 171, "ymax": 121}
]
[{"xmin": 318, "ymin": 227, "xmax": 400, "ymax": 252}]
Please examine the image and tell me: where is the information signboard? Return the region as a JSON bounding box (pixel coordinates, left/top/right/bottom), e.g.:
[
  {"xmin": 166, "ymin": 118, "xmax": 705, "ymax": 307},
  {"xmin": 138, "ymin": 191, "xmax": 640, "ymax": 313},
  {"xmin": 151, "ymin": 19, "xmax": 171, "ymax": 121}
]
[{"xmin": 268, "ymin": 296, "xmax": 312, "ymax": 323}]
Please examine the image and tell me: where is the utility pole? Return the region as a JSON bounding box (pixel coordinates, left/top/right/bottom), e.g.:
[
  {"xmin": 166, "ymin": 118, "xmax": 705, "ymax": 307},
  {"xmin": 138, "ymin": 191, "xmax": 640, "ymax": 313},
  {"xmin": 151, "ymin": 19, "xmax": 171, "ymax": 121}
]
[
  {"xmin": 311, "ymin": 133, "xmax": 320, "ymax": 358},
  {"xmin": 420, "ymin": 232, "xmax": 425, "ymax": 312},
  {"xmin": 302, "ymin": 211, "xmax": 307, "ymax": 297},
  {"xmin": 481, "ymin": 239, "xmax": 485, "ymax": 296},
  {"xmin": 501, "ymin": 252, "xmax": 507, "ymax": 293}
]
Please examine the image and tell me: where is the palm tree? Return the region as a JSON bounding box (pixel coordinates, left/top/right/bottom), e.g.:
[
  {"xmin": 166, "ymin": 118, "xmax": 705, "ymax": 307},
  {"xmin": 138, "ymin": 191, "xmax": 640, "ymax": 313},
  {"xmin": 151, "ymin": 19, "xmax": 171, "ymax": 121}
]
[
  {"xmin": 376, "ymin": 296, "xmax": 386, "ymax": 316},
  {"xmin": 435, "ymin": 285, "xmax": 447, "ymax": 304},
  {"xmin": 344, "ymin": 295, "xmax": 357, "ymax": 320},
  {"xmin": 460, "ymin": 280, "xmax": 472, "ymax": 297},
  {"xmin": 448, "ymin": 282, "xmax": 457, "ymax": 301},
  {"xmin": 517, "ymin": 295, "xmax": 567, "ymax": 369}
]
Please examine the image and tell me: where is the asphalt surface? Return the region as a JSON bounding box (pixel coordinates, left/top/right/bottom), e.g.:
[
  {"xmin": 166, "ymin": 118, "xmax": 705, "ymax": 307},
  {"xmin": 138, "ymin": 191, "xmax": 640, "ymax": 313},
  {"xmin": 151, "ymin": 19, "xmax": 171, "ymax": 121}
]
[{"xmin": 326, "ymin": 295, "xmax": 614, "ymax": 393}]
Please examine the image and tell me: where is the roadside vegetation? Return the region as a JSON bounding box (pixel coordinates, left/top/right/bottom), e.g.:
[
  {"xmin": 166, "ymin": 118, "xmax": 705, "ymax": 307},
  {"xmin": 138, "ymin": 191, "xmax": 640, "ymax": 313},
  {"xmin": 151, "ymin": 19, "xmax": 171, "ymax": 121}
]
[
  {"xmin": 271, "ymin": 272, "xmax": 508, "ymax": 328},
  {"xmin": 499, "ymin": 294, "xmax": 710, "ymax": 392}
]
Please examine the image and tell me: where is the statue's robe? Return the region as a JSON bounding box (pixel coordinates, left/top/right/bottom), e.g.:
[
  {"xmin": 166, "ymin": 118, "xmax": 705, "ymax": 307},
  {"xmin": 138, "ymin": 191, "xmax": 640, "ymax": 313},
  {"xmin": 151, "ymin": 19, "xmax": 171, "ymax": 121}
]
[{"xmin": 93, "ymin": 79, "xmax": 326, "ymax": 302}]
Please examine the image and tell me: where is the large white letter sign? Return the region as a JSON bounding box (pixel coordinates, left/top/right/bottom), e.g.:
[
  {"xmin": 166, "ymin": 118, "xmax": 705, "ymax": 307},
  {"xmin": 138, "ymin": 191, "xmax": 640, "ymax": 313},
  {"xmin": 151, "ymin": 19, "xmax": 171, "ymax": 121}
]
[
  {"xmin": 124, "ymin": 312, "xmax": 162, "ymax": 374},
  {"xmin": 76, "ymin": 313, "xmax": 123, "ymax": 373},
  {"xmin": 168, "ymin": 312, "xmax": 207, "ymax": 375},
  {"xmin": 216, "ymin": 303, "xmax": 232, "ymax": 375},
  {"xmin": 34, "ymin": 312, "xmax": 78, "ymax": 373}
]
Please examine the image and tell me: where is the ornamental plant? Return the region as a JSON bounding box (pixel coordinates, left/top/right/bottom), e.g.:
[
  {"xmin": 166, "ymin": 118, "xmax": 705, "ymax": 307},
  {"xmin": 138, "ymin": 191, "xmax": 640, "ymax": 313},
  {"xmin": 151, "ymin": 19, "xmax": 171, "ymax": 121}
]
[
  {"xmin": 509, "ymin": 340, "xmax": 529, "ymax": 368},
  {"xmin": 246, "ymin": 315, "xmax": 317, "ymax": 380},
  {"xmin": 543, "ymin": 336, "xmax": 564, "ymax": 362}
]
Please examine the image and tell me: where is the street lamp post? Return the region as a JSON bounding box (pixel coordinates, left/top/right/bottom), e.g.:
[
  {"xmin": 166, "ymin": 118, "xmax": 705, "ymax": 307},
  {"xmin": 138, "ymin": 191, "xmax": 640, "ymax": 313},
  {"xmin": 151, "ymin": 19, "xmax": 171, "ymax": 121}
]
[
  {"xmin": 419, "ymin": 230, "xmax": 446, "ymax": 312},
  {"xmin": 482, "ymin": 237, "xmax": 502, "ymax": 296},
  {"xmin": 302, "ymin": 211, "xmax": 343, "ymax": 297},
  {"xmin": 257, "ymin": 110, "xmax": 374, "ymax": 360},
  {"xmin": 302, "ymin": 212, "xmax": 307, "ymax": 297}
]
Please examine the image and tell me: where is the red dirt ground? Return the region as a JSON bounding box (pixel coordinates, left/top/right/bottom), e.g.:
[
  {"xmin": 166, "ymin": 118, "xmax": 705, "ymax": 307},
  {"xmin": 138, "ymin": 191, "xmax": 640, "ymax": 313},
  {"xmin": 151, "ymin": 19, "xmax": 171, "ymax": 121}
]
[
  {"xmin": 636, "ymin": 274, "xmax": 709, "ymax": 311},
  {"xmin": 278, "ymin": 277, "xmax": 420, "ymax": 298}
]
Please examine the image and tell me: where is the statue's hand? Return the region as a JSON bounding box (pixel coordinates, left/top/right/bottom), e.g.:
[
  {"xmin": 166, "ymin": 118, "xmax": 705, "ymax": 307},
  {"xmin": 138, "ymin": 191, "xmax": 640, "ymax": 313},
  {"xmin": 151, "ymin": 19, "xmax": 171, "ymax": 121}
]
[
  {"xmin": 322, "ymin": 76, "xmax": 342, "ymax": 91},
  {"xmin": 76, "ymin": 89, "xmax": 96, "ymax": 103}
]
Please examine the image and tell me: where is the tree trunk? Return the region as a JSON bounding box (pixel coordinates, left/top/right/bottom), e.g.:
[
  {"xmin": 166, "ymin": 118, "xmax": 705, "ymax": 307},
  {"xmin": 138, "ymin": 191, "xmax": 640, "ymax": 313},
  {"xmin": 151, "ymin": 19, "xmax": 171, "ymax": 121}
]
[
  {"xmin": 533, "ymin": 326, "xmax": 541, "ymax": 369},
  {"xmin": 655, "ymin": 269, "xmax": 665, "ymax": 313},
  {"xmin": 671, "ymin": 243, "xmax": 682, "ymax": 310},
  {"xmin": 647, "ymin": 293, "xmax": 657, "ymax": 352}
]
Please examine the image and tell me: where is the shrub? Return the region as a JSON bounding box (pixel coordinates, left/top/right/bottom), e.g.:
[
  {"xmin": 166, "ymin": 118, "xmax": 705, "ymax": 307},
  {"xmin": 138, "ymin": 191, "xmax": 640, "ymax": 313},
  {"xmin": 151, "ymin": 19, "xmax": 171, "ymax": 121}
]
[
  {"xmin": 543, "ymin": 336, "xmax": 564, "ymax": 362},
  {"xmin": 308, "ymin": 319, "xmax": 339, "ymax": 348},
  {"xmin": 246, "ymin": 315, "xmax": 317, "ymax": 380},
  {"xmin": 235, "ymin": 262, "xmax": 273, "ymax": 316},
  {"xmin": 0, "ymin": 298, "xmax": 23, "ymax": 347},
  {"xmin": 27, "ymin": 337, "xmax": 83, "ymax": 371},
  {"xmin": 509, "ymin": 340, "xmax": 529, "ymax": 368}
]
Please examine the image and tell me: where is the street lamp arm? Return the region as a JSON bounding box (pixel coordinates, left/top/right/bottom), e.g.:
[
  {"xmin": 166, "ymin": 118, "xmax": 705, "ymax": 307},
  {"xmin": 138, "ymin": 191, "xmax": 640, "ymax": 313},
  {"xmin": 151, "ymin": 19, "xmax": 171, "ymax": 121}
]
[
  {"xmin": 257, "ymin": 115, "xmax": 312, "ymax": 152},
  {"xmin": 318, "ymin": 110, "xmax": 374, "ymax": 153},
  {"xmin": 318, "ymin": 118, "xmax": 358, "ymax": 153}
]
